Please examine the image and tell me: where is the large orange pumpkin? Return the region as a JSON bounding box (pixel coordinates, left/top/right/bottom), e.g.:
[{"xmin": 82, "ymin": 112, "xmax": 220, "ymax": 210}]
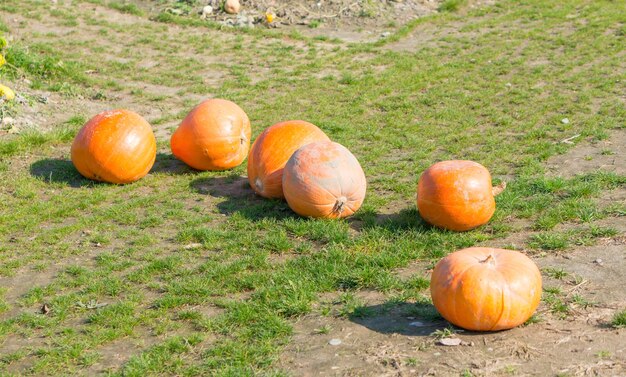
[
  {"xmin": 417, "ymin": 160, "xmax": 502, "ymax": 231},
  {"xmin": 282, "ymin": 141, "xmax": 366, "ymax": 219},
  {"xmin": 71, "ymin": 109, "xmax": 156, "ymax": 184},
  {"xmin": 247, "ymin": 120, "xmax": 330, "ymax": 199},
  {"xmin": 170, "ymin": 98, "xmax": 251, "ymax": 170},
  {"xmin": 430, "ymin": 247, "xmax": 542, "ymax": 331}
]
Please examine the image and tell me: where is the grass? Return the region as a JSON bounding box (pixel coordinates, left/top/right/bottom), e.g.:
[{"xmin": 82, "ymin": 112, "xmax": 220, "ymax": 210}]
[
  {"xmin": 611, "ymin": 309, "xmax": 626, "ymax": 329},
  {"xmin": 439, "ymin": 0, "xmax": 467, "ymax": 12},
  {"xmin": 0, "ymin": 0, "xmax": 625, "ymax": 375}
]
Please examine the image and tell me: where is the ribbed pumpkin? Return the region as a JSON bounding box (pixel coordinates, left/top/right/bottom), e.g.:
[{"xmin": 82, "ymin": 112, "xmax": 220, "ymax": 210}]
[
  {"xmin": 430, "ymin": 247, "xmax": 542, "ymax": 331},
  {"xmin": 247, "ymin": 120, "xmax": 330, "ymax": 199},
  {"xmin": 282, "ymin": 141, "xmax": 366, "ymax": 219},
  {"xmin": 170, "ymin": 98, "xmax": 251, "ymax": 170},
  {"xmin": 71, "ymin": 109, "xmax": 156, "ymax": 184},
  {"xmin": 417, "ymin": 160, "xmax": 502, "ymax": 231}
]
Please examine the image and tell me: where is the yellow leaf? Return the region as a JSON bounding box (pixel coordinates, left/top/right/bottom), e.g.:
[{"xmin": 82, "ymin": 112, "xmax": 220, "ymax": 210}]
[{"xmin": 0, "ymin": 83, "xmax": 15, "ymax": 100}]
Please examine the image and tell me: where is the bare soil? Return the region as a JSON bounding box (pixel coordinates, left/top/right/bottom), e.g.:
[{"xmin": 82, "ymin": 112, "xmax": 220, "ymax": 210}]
[{"xmin": 134, "ymin": 0, "xmax": 492, "ymax": 42}]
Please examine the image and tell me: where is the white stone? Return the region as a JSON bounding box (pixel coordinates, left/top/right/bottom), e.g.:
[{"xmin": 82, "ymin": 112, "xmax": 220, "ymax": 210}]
[{"xmin": 328, "ymin": 338, "xmax": 342, "ymax": 346}]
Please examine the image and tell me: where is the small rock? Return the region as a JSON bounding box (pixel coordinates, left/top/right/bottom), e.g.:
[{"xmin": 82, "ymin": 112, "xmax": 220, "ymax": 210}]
[
  {"xmin": 1, "ymin": 116, "xmax": 15, "ymax": 127},
  {"xmin": 594, "ymin": 258, "xmax": 603, "ymax": 266},
  {"xmin": 409, "ymin": 321, "xmax": 427, "ymax": 327},
  {"xmin": 505, "ymin": 82, "xmax": 512, "ymax": 87},
  {"xmin": 438, "ymin": 337, "xmax": 462, "ymax": 346},
  {"xmin": 201, "ymin": 5, "xmax": 213, "ymax": 18},
  {"xmin": 561, "ymin": 118, "xmax": 570, "ymax": 124},
  {"xmin": 184, "ymin": 243, "xmax": 202, "ymax": 250},
  {"xmin": 433, "ymin": 352, "xmax": 441, "ymax": 356},
  {"xmin": 41, "ymin": 304, "xmax": 51, "ymax": 315},
  {"xmin": 381, "ymin": 31, "xmax": 392, "ymax": 38},
  {"xmin": 224, "ymin": 0, "xmax": 241, "ymax": 14},
  {"xmin": 406, "ymin": 316, "xmax": 415, "ymax": 320},
  {"xmin": 328, "ymin": 338, "xmax": 342, "ymax": 346},
  {"xmin": 487, "ymin": 347, "xmax": 493, "ymax": 352}
]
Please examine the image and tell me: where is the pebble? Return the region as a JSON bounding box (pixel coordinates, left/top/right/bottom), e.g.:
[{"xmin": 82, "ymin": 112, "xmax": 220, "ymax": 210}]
[
  {"xmin": 1, "ymin": 116, "xmax": 15, "ymax": 127},
  {"xmin": 561, "ymin": 118, "xmax": 570, "ymax": 124},
  {"xmin": 505, "ymin": 82, "xmax": 512, "ymax": 87},
  {"xmin": 409, "ymin": 321, "xmax": 427, "ymax": 327},
  {"xmin": 381, "ymin": 31, "xmax": 392, "ymax": 37},
  {"xmin": 438, "ymin": 337, "xmax": 462, "ymax": 346},
  {"xmin": 201, "ymin": 5, "xmax": 213, "ymax": 18},
  {"xmin": 328, "ymin": 338, "xmax": 342, "ymax": 346}
]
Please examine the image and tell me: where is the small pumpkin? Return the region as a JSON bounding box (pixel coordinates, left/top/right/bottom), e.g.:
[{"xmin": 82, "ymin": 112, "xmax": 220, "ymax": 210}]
[
  {"xmin": 282, "ymin": 141, "xmax": 366, "ymax": 219},
  {"xmin": 71, "ymin": 109, "xmax": 156, "ymax": 184},
  {"xmin": 247, "ymin": 120, "xmax": 330, "ymax": 199},
  {"xmin": 170, "ymin": 98, "xmax": 251, "ymax": 171},
  {"xmin": 430, "ymin": 247, "xmax": 542, "ymax": 331},
  {"xmin": 417, "ymin": 160, "xmax": 504, "ymax": 231}
]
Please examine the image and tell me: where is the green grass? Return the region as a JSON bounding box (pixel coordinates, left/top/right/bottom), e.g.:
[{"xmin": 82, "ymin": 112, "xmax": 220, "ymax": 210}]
[
  {"xmin": 108, "ymin": 1, "xmax": 144, "ymax": 16},
  {"xmin": 439, "ymin": 0, "xmax": 467, "ymax": 12},
  {"xmin": 612, "ymin": 309, "xmax": 626, "ymax": 329},
  {"xmin": 0, "ymin": 0, "xmax": 625, "ymax": 375}
]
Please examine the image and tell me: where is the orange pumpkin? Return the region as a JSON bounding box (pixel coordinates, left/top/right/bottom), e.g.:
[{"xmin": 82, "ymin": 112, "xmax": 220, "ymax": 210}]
[
  {"xmin": 430, "ymin": 247, "xmax": 542, "ymax": 331},
  {"xmin": 282, "ymin": 141, "xmax": 366, "ymax": 219},
  {"xmin": 170, "ymin": 98, "xmax": 251, "ymax": 170},
  {"xmin": 71, "ymin": 109, "xmax": 156, "ymax": 184},
  {"xmin": 417, "ymin": 160, "xmax": 502, "ymax": 231},
  {"xmin": 247, "ymin": 120, "xmax": 330, "ymax": 199}
]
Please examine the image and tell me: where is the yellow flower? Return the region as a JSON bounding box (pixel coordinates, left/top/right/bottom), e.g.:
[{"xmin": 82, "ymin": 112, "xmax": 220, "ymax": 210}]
[{"xmin": 265, "ymin": 12, "xmax": 274, "ymax": 23}]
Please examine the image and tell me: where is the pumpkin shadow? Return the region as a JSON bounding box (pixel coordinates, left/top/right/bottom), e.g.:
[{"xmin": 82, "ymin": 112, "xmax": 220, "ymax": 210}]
[
  {"xmin": 352, "ymin": 207, "xmax": 433, "ymax": 233},
  {"xmin": 29, "ymin": 158, "xmax": 94, "ymax": 187},
  {"xmin": 149, "ymin": 153, "xmax": 196, "ymax": 175},
  {"xmin": 189, "ymin": 176, "xmax": 297, "ymax": 221},
  {"xmin": 348, "ymin": 300, "xmax": 448, "ymax": 336}
]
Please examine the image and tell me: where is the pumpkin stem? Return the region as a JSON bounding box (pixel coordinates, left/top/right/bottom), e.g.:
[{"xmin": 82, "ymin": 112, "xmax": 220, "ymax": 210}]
[
  {"xmin": 480, "ymin": 254, "xmax": 494, "ymax": 263},
  {"xmin": 332, "ymin": 197, "xmax": 347, "ymax": 215},
  {"xmin": 492, "ymin": 181, "xmax": 507, "ymax": 197},
  {"xmin": 255, "ymin": 178, "xmax": 263, "ymax": 194}
]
